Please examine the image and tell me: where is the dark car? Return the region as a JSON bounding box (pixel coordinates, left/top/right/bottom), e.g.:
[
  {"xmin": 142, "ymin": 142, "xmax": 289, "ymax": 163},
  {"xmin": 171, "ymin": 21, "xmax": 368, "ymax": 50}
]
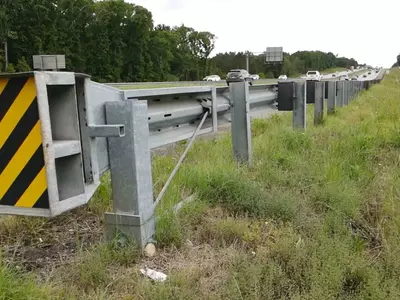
[{"xmin": 226, "ymin": 69, "xmax": 254, "ymax": 86}]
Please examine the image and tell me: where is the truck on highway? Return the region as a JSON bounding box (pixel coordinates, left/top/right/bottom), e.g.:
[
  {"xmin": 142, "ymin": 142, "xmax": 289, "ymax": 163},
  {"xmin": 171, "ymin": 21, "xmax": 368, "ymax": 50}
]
[{"xmin": 350, "ymin": 66, "xmax": 354, "ymax": 72}]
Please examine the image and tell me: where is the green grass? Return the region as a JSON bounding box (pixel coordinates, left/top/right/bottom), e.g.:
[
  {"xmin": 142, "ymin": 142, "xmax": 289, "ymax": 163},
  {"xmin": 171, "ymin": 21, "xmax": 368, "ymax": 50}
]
[
  {"xmin": 321, "ymin": 67, "xmax": 347, "ymax": 74},
  {"xmin": 1, "ymin": 69, "xmax": 400, "ymax": 299}
]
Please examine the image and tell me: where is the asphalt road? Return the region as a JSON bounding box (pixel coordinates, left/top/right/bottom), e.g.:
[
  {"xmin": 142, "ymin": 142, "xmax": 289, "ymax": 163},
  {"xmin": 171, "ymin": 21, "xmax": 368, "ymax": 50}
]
[{"xmin": 114, "ymin": 68, "xmax": 376, "ymax": 89}]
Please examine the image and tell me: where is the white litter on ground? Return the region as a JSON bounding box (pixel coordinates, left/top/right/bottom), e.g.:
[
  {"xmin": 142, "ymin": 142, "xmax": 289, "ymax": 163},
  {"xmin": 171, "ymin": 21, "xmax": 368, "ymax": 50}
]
[{"xmin": 140, "ymin": 268, "xmax": 167, "ymax": 282}]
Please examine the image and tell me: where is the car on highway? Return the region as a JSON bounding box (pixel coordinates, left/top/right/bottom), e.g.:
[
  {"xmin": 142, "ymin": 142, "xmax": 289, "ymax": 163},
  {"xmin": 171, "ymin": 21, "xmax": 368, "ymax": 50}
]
[
  {"xmin": 363, "ymin": 74, "xmax": 367, "ymax": 78},
  {"xmin": 226, "ymin": 69, "xmax": 253, "ymax": 86},
  {"xmin": 332, "ymin": 73, "xmax": 336, "ymax": 77},
  {"xmin": 351, "ymin": 76, "xmax": 358, "ymax": 81},
  {"xmin": 203, "ymin": 75, "xmax": 221, "ymax": 81},
  {"xmin": 368, "ymin": 71, "xmax": 371, "ymax": 75},
  {"xmin": 306, "ymin": 71, "xmax": 321, "ymax": 81},
  {"xmin": 250, "ymin": 74, "xmax": 260, "ymax": 80},
  {"xmin": 340, "ymin": 74, "xmax": 349, "ymax": 81},
  {"xmin": 278, "ymin": 75, "xmax": 288, "ymax": 80}
]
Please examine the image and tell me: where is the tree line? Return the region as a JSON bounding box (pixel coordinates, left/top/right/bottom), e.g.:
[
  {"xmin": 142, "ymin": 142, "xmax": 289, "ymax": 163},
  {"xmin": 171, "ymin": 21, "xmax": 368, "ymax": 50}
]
[
  {"xmin": 1, "ymin": 0, "xmax": 360, "ymax": 82},
  {"xmin": 393, "ymin": 54, "xmax": 400, "ymax": 67}
]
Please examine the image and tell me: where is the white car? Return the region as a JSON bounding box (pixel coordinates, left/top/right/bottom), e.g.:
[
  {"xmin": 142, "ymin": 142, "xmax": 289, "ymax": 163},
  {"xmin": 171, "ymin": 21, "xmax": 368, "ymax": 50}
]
[
  {"xmin": 203, "ymin": 75, "xmax": 221, "ymax": 81},
  {"xmin": 250, "ymin": 74, "xmax": 260, "ymax": 80},
  {"xmin": 305, "ymin": 71, "xmax": 321, "ymax": 81},
  {"xmin": 278, "ymin": 75, "xmax": 288, "ymax": 80}
]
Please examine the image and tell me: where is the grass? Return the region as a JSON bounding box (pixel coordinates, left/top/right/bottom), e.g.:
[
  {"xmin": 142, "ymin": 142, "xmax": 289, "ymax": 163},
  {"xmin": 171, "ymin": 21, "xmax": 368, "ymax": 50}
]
[
  {"xmin": 321, "ymin": 67, "xmax": 347, "ymax": 74},
  {"xmin": 1, "ymin": 69, "xmax": 400, "ymax": 299}
]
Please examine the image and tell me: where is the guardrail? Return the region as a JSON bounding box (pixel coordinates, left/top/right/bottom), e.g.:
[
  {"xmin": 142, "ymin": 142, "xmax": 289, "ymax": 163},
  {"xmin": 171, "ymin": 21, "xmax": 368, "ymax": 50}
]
[
  {"xmin": 114, "ymin": 84, "xmax": 277, "ymax": 149},
  {"xmin": 0, "ymin": 69, "xmax": 385, "ymax": 248},
  {"xmin": 105, "ymin": 79, "xmax": 278, "ymax": 87}
]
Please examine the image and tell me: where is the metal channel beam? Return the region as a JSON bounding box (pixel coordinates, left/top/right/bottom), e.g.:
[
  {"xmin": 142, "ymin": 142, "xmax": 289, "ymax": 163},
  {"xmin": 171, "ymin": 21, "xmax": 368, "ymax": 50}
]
[{"xmin": 84, "ymin": 82, "xmax": 277, "ymax": 176}]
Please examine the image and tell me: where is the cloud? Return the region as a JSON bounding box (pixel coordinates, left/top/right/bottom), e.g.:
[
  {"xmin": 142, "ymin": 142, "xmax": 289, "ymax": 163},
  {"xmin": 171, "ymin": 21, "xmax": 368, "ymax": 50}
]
[
  {"xmin": 164, "ymin": 0, "xmax": 185, "ymax": 10},
  {"xmin": 126, "ymin": 0, "xmax": 400, "ymax": 67}
]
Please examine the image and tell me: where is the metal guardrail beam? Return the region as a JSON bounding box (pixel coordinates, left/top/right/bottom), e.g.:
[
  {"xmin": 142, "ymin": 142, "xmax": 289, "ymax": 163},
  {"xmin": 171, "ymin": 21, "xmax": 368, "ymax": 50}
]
[
  {"xmin": 105, "ymin": 79, "xmax": 278, "ymax": 87},
  {"xmin": 84, "ymin": 81, "xmax": 278, "ymax": 177}
]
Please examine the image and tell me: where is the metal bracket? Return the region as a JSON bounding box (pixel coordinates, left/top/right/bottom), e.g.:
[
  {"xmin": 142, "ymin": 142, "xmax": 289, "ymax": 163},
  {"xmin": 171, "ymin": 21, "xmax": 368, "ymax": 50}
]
[{"xmin": 88, "ymin": 124, "xmax": 125, "ymax": 138}]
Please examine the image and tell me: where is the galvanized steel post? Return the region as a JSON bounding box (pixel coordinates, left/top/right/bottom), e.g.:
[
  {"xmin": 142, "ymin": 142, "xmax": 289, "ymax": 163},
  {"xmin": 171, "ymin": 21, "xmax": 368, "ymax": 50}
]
[
  {"xmin": 104, "ymin": 100, "xmax": 155, "ymax": 248},
  {"xmin": 211, "ymin": 86, "xmax": 218, "ymax": 133},
  {"xmin": 293, "ymin": 82, "xmax": 306, "ymax": 129},
  {"xmin": 344, "ymin": 81, "xmax": 349, "ymax": 106},
  {"xmin": 327, "ymin": 81, "xmax": 336, "ymax": 115},
  {"xmin": 230, "ymin": 81, "xmax": 252, "ymax": 164},
  {"xmin": 314, "ymin": 81, "xmax": 324, "ymax": 125},
  {"xmin": 336, "ymin": 81, "xmax": 344, "ymax": 108},
  {"xmin": 350, "ymin": 81, "xmax": 354, "ymax": 102}
]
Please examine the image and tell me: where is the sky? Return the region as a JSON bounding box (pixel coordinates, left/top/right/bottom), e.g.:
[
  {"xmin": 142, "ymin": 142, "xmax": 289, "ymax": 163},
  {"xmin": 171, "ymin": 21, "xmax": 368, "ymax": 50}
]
[{"xmin": 128, "ymin": 0, "xmax": 399, "ymax": 67}]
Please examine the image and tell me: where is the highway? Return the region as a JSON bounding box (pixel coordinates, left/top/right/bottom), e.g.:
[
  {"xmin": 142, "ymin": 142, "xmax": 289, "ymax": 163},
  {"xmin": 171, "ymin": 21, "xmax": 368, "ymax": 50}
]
[{"xmin": 110, "ymin": 68, "xmax": 380, "ymax": 90}]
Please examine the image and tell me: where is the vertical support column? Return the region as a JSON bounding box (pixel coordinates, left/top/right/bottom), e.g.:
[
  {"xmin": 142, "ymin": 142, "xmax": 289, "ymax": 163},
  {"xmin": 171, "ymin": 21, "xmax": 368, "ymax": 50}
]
[
  {"xmin": 336, "ymin": 81, "xmax": 344, "ymax": 107},
  {"xmin": 211, "ymin": 86, "xmax": 218, "ymax": 133},
  {"xmin": 230, "ymin": 81, "xmax": 252, "ymax": 164},
  {"xmin": 327, "ymin": 81, "xmax": 336, "ymax": 115},
  {"xmin": 306, "ymin": 80, "xmax": 316, "ymax": 104},
  {"xmin": 350, "ymin": 81, "xmax": 353, "ymax": 102},
  {"xmin": 293, "ymin": 81, "xmax": 306, "ymax": 129},
  {"xmin": 343, "ymin": 81, "xmax": 348, "ymax": 106},
  {"xmin": 314, "ymin": 81, "xmax": 324, "ymax": 125},
  {"xmin": 324, "ymin": 81, "xmax": 329, "ymax": 100},
  {"xmin": 104, "ymin": 100, "xmax": 155, "ymax": 248}
]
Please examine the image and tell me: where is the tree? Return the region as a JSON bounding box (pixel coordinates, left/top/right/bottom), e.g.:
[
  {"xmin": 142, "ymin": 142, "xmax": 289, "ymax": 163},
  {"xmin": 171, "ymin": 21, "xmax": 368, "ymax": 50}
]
[
  {"xmin": 0, "ymin": 0, "xmax": 17, "ymax": 70},
  {"xmin": 15, "ymin": 56, "xmax": 30, "ymax": 72}
]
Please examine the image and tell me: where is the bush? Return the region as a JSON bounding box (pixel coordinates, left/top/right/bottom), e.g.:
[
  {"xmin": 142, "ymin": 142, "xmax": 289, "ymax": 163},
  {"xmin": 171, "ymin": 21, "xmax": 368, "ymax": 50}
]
[
  {"xmin": 15, "ymin": 57, "xmax": 30, "ymax": 72},
  {"xmin": 265, "ymin": 71, "xmax": 274, "ymax": 78},
  {"xmin": 5, "ymin": 63, "xmax": 15, "ymax": 73}
]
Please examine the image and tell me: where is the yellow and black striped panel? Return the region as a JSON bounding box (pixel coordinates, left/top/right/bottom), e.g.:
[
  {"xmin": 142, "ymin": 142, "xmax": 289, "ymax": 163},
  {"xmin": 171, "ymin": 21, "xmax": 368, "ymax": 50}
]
[{"xmin": 0, "ymin": 76, "xmax": 49, "ymax": 209}]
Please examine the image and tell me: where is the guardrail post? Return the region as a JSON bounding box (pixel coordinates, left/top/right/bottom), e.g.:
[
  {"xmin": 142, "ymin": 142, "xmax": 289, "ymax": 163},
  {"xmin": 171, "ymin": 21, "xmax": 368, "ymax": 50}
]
[
  {"xmin": 327, "ymin": 81, "xmax": 336, "ymax": 115},
  {"xmin": 314, "ymin": 81, "xmax": 324, "ymax": 125},
  {"xmin": 348, "ymin": 81, "xmax": 352, "ymax": 102},
  {"xmin": 211, "ymin": 86, "xmax": 218, "ymax": 133},
  {"xmin": 104, "ymin": 100, "xmax": 155, "ymax": 248},
  {"xmin": 293, "ymin": 82, "xmax": 306, "ymax": 129},
  {"xmin": 230, "ymin": 81, "xmax": 252, "ymax": 164},
  {"xmin": 344, "ymin": 81, "xmax": 349, "ymax": 106},
  {"xmin": 336, "ymin": 81, "xmax": 344, "ymax": 107},
  {"xmin": 348, "ymin": 81, "xmax": 352, "ymax": 103},
  {"xmin": 324, "ymin": 81, "xmax": 329, "ymax": 99},
  {"xmin": 306, "ymin": 80, "xmax": 316, "ymax": 104}
]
